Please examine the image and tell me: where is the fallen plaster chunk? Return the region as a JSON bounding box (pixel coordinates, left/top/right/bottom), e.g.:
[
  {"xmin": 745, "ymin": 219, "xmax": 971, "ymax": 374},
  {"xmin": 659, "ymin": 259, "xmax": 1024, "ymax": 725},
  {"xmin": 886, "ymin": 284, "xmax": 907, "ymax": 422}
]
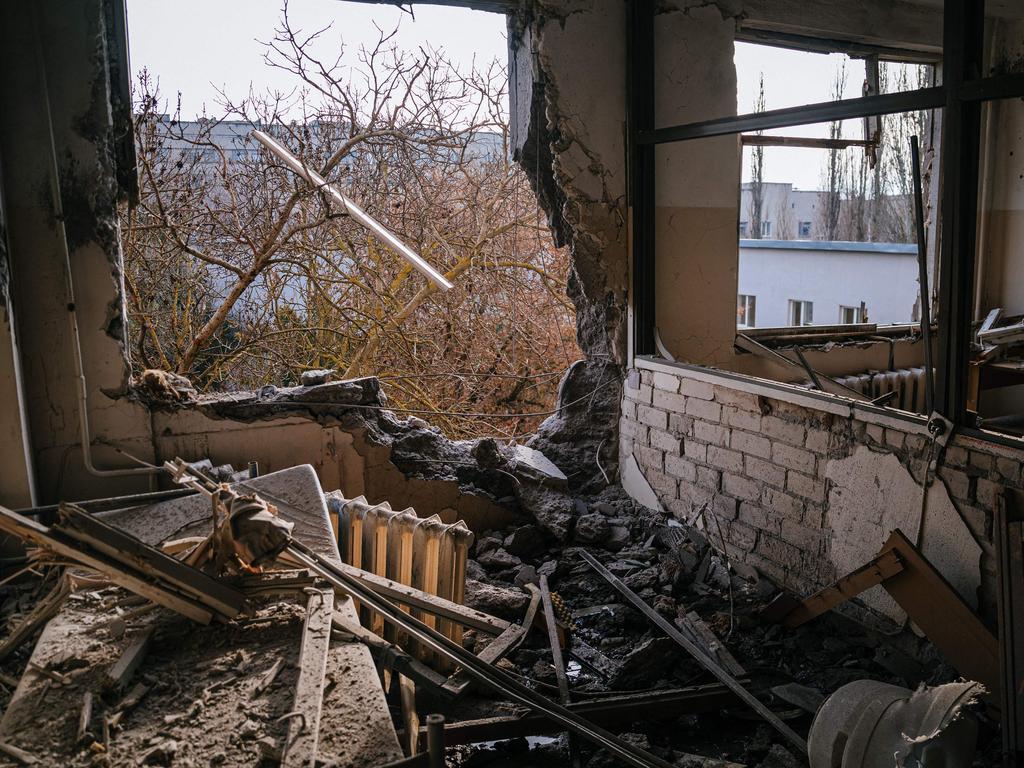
[
  {"xmin": 808, "ymin": 679, "xmax": 983, "ymax": 768},
  {"xmin": 620, "ymin": 454, "xmax": 664, "ymax": 513},
  {"xmin": 510, "ymin": 444, "xmax": 568, "ymax": 486}
]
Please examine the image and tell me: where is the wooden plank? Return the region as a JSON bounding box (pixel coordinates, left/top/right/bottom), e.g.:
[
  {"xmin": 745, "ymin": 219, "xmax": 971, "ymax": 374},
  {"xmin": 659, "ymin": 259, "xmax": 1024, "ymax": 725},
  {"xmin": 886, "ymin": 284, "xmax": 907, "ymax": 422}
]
[
  {"xmin": 427, "ymin": 684, "xmax": 740, "ymax": 746},
  {"xmin": 104, "ymin": 626, "xmax": 155, "ymax": 693},
  {"xmin": 278, "ymin": 549, "xmax": 508, "ymax": 635},
  {"xmin": 442, "ymin": 584, "xmax": 541, "ymax": 697},
  {"xmin": 579, "ymin": 550, "xmax": 807, "ymax": 753},
  {"xmin": 539, "ymin": 575, "xmax": 579, "ymax": 767},
  {"xmin": 780, "ymin": 550, "xmax": 905, "ymax": 628},
  {"xmin": 0, "ymin": 504, "xmax": 214, "ymax": 624},
  {"xmin": 880, "ymin": 529, "xmax": 1001, "ymax": 698},
  {"xmin": 335, "ymin": 562, "xmax": 509, "ymax": 635},
  {"xmin": 58, "ymin": 503, "xmax": 246, "ymax": 619},
  {"xmin": 282, "ymin": 586, "xmax": 334, "ymax": 768},
  {"xmin": 684, "ymin": 612, "xmax": 745, "ymax": 676}
]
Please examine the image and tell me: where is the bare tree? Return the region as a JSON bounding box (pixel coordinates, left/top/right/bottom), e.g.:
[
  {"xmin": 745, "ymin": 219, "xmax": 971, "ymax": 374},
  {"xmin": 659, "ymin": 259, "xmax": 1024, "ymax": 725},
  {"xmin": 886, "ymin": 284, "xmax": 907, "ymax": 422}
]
[
  {"xmin": 746, "ymin": 74, "xmax": 766, "ymax": 239},
  {"xmin": 121, "ymin": 11, "xmax": 579, "ymax": 438},
  {"xmin": 818, "ymin": 62, "xmax": 846, "ymax": 241}
]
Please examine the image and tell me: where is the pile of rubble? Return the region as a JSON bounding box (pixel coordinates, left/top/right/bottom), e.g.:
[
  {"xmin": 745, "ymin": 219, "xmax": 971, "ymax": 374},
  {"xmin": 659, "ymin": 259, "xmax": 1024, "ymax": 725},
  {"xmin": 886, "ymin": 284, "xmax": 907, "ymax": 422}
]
[{"xmin": 0, "ymin": 400, "xmax": 998, "ymax": 768}]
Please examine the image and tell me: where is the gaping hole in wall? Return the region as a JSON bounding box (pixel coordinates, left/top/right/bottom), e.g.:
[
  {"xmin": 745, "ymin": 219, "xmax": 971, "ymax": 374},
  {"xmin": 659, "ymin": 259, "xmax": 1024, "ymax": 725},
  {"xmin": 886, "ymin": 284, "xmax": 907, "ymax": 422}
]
[{"xmin": 123, "ymin": 0, "xmax": 579, "ymax": 440}]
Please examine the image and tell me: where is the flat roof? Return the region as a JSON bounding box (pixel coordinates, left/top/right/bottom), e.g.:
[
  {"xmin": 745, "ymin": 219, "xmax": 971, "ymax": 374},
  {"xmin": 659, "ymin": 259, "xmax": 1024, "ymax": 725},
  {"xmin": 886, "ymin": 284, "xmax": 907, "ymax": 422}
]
[{"xmin": 740, "ymin": 239, "xmax": 918, "ymax": 254}]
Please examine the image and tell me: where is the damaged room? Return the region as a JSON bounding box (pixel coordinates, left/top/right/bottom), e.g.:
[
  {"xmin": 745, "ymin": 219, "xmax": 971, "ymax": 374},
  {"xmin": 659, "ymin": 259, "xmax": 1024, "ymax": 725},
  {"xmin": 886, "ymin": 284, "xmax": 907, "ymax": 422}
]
[{"xmin": 1, "ymin": 0, "xmax": 1023, "ymax": 766}]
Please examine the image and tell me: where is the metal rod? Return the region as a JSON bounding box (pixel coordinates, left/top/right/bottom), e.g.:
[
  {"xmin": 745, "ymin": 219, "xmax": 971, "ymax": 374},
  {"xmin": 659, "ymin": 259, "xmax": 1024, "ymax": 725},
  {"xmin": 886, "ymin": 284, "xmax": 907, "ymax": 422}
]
[
  {"xmin": 640, "ymin": 87, "xmax": 944, "ymax": 145},
  {"xmin": 250, "ymin": 131, "xmax": 453, "ymax": 291},
  {"xmin": 910, "ymin": 135, "xmax": 935, "ymax": 417},
  {"xmin": 285, "ymin": 542, "xmax": 675, "ymax": 768},
  {"xmin": 578, "ymin": 550, "xmax": 808, "ymax": 752},
  {"xmin": 16, "ymin": 487, "xmax": 196, "ymax": 520},
  {"xmin": 740, "ymin": 135, "xmax": 873, "ymax": 150}
]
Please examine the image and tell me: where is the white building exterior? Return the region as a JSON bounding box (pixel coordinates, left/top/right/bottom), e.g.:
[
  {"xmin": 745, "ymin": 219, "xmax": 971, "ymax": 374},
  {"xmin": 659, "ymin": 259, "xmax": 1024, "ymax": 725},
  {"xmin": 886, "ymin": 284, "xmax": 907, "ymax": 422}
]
[
  {"xmin": 739, "ymin": 182, "xmax": 821, "ymax": 239},
  {"xmin": 736, "ymin": 239, "xmax": 920, "ymax": 328}
]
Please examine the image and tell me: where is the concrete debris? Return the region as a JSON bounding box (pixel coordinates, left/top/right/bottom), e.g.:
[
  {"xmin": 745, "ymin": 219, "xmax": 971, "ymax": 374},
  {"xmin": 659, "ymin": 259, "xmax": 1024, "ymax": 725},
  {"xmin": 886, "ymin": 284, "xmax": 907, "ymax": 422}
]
[
  {"xmin": 133, "ymin": 369, "xmax": 197, "ymax": 403},
  {"xmin": 299, "ymin": 368, "xmax": 335, "ymax": 386}
]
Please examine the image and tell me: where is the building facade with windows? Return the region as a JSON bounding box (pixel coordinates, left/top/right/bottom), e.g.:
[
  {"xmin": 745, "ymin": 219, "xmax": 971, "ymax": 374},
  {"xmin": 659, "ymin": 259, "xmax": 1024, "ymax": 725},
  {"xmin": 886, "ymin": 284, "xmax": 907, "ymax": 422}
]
[{"xmin": 736, "ymin": 239, "xmax": 919, "ymax": 328}]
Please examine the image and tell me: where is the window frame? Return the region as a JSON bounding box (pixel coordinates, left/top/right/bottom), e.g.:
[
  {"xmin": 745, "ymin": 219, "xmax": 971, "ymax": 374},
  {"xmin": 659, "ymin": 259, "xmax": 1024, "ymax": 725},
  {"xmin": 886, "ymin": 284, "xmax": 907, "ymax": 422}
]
[{"xmin": 628, "ymin": 0, "xmax": 1023, "ymax": 433}]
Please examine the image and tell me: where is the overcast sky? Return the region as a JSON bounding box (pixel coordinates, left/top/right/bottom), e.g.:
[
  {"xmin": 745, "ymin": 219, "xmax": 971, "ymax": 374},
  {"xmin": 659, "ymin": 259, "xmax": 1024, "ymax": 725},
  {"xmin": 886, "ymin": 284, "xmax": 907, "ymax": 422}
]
[{"xmin": 126, "ymin": 1, "xmax": 893, "ymax": 191}]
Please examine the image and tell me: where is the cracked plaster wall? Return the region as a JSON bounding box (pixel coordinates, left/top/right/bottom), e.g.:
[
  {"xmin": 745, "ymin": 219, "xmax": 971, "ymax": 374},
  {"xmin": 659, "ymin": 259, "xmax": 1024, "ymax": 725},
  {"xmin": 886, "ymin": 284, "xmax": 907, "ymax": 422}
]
[{"xmin": 0, "ymin": 0, "xmax": 154, "ymax": 506}]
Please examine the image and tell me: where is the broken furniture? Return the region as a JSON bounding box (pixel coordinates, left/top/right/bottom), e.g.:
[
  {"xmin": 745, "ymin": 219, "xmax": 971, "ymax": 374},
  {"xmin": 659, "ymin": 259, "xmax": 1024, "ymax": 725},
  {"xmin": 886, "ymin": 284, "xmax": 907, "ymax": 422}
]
[
  {"xmin": 764, "ymin": 529, "xmax": 999, "ymax": 698},
  {"xmin": 808, "ymin": 680, "xmax": 982, "ymax": 768}
]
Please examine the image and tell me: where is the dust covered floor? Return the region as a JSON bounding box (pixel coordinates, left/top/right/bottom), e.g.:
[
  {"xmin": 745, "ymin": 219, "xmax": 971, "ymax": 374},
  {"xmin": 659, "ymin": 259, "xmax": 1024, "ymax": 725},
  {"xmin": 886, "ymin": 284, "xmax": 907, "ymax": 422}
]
[{"xmin": 0, "ymin": 592, "xmax": 304, "ymax": 766}]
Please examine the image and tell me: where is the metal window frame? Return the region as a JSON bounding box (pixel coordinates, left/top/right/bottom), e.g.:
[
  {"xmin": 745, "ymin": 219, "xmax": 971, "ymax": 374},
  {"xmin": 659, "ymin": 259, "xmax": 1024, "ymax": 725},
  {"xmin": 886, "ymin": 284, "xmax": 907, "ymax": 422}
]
[{"xmin": 628, "ymin": 0, "xmax": 1024, "ymax": 431}]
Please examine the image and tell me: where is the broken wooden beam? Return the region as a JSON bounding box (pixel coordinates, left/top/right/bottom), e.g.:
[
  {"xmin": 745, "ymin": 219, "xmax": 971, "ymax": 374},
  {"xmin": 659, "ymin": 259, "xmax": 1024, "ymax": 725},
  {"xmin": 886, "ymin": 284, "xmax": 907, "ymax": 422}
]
[
  {"xmin": 878, "ymin": 530, "xmax": 1000, "ymax": 698},
  {"xmin": 281, "ymin": 586, "xmax": 334, "ymax": 768},
  {"xmin": 0, "ymin": 503, "xmax": 232, "ymax": 624},
  {"xmin": 776, "ymin": 549, "xmax": 904, "ymax": 628},
  {"xmin": 424, "ymin": 684, "xmax": 740, "ymax": 746},
  {"xmin": 441, "ymin": 584, "xmax": 541, "ymax": 697},
  {"xmin": 579, "ymin": 550, "xmax": 807, "ymax": 753},
  {"xmin": 57, "ymin": 503, "xmax": 248, "ymax": 619},
  {"xmin": 103, "ymin": 625, "xmax": 155, "ymax": 694}
]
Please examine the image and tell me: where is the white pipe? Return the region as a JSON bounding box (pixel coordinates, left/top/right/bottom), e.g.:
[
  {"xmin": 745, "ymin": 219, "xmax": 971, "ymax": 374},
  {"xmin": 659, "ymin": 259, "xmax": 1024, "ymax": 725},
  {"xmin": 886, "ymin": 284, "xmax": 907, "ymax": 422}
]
[
  {"xmin": 250, "ymin": 130, "xmax": 454, "ymax": 291},
  {"xmin": 34, "ymin": 9, "xmax": 157, "ymax": 478}
]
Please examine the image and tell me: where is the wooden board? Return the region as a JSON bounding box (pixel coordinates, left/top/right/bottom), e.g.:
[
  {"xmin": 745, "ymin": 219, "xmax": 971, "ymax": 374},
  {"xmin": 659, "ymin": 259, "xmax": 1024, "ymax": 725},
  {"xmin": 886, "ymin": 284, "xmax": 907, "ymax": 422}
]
[
  {"xmin": 277, "ymin": 549, "xmax": 508, "ymax": 636},
  {"xmin": 58, "ymin": 504, "xmax": 246, "ymax": 619},
  {"xmin": 780, "ymin": 550, "xmax": 904, "ymax": 628},
  {"xmin": 282, "ymin": 586, "xmax": 334, "ymax": 768},
  {"xmin": 0, "ymin": 504, "xmax": 214, "ymax": 624},
  {"xmin": 880, "ymin": 529, "xmax": 1000, "ymax": 696}
]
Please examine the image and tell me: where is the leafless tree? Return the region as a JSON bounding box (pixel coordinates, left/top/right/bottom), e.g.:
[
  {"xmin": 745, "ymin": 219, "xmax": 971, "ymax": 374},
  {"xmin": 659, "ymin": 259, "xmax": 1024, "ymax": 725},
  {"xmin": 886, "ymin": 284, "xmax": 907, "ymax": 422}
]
[
  {"xmin": 746, "ymin": 74, "xmax": 766, "ymax": 239},
  {"xmin": 121, "ymin": 9, "xmax": 579, "ymax": 438}
]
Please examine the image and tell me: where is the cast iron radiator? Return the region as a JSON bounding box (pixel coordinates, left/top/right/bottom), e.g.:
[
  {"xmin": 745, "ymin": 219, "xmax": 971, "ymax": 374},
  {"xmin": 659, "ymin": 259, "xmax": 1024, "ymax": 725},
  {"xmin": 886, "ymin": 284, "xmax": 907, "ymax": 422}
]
[
  {"xmin": 326, "ymin": 491, "xmax": 474, "ymax": 666},
  {"xmin": 832, "ymin": 367, "xmax": 932, "ymax": 414}
]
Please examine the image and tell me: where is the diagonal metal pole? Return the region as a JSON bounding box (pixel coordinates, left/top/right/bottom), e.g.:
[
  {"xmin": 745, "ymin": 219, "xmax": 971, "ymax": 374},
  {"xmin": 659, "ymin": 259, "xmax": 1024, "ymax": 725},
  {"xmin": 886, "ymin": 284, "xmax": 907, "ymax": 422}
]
[
  {"xmin": 579, "ymin": 550, "xmax": 808, "ymax": 753},
  {"xmin": 911, "ymin": 135, "xmax": 935, "ymax": 417},
  {"xmin": 285, "ymin": 541, "xmax": 678, "ymax": 768}
]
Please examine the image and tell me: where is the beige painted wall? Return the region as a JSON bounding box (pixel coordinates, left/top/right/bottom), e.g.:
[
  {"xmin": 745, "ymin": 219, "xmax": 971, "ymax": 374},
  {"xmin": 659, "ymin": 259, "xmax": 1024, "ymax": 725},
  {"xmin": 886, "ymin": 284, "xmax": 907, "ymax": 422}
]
[{"xmin": 653, "ymin": 7, "xmax": 742, "ymax": 367}]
